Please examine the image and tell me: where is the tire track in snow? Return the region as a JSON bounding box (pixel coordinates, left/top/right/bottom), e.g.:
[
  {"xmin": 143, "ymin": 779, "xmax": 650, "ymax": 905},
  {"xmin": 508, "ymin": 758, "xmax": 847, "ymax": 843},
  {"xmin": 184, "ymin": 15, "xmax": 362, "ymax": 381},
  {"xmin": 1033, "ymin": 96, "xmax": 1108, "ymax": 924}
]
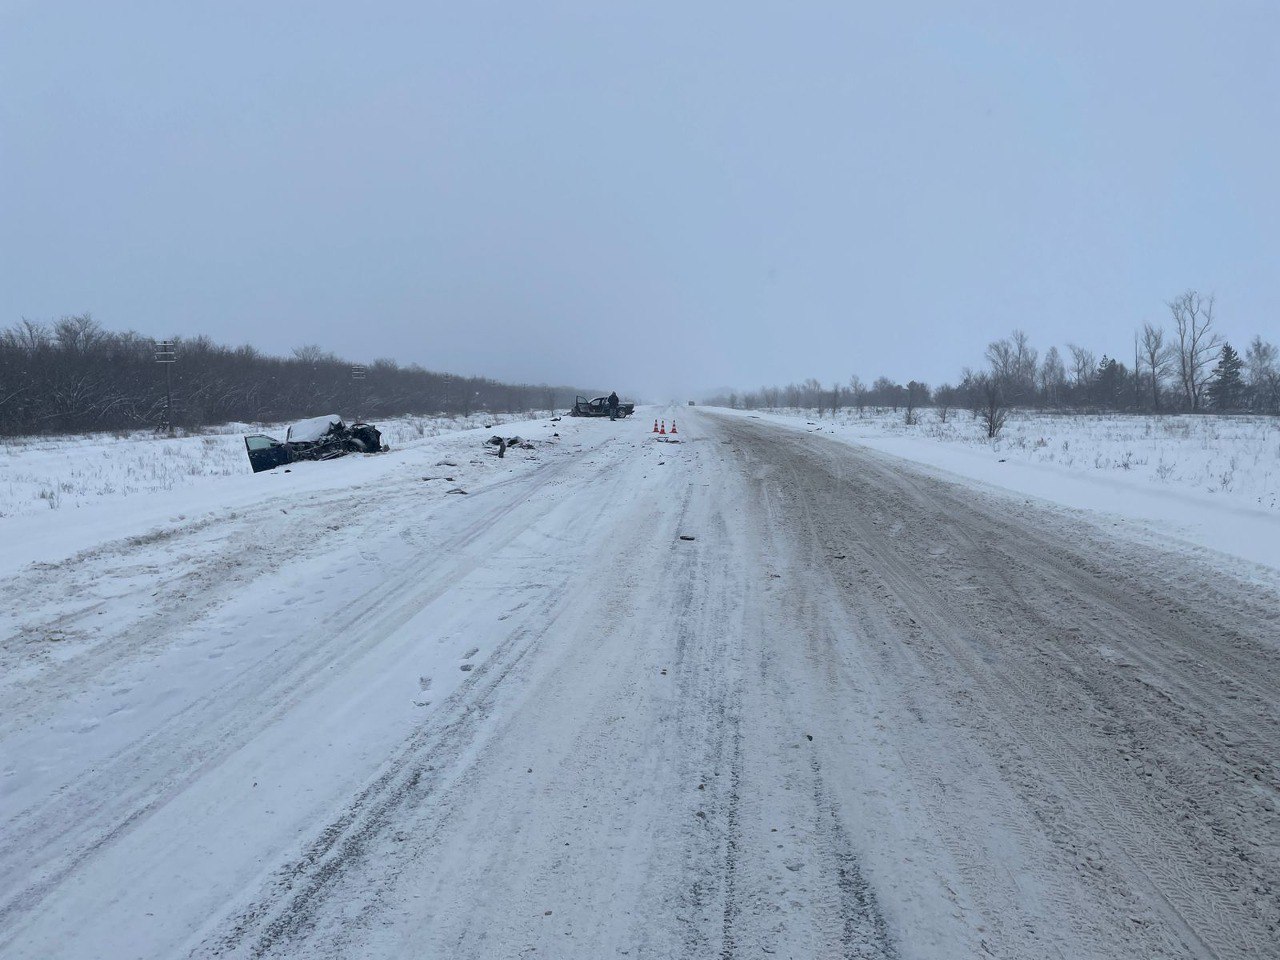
[{"xmin": 715, "ymin": 413, "xmax": 1279, "ymax": 959}]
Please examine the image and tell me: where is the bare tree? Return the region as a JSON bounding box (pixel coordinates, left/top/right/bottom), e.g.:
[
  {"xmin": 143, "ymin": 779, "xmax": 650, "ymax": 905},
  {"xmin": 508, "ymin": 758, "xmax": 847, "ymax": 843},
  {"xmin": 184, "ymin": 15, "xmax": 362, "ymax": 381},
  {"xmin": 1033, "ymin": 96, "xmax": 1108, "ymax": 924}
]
[
  {"xmin": 974, "ymin": 374, "xmax": 1008, "ymax": 439},
  {"xmin": 985, "ymin": 330, "xmax": 1037, "ymax": 403},
  {"xmin": 1039, "ymin": 346, "xmax": 1066, "ymax": 407},
  {"xmin": 986, "ymin": 337, "xmax": 1016, "ymax": 387},
  {"xmin": 1067, "ymin": 344, "xmax": 1096, "ymax": 393},
  {"xmin": 292, "ymin": 343, "xmax": 338, "ymax": 364},
  {"xmin": 934, "ymin": 383, "xmax": 955, "ymax": 422},
  {"xmin": 1139, "ymin": 323, "xmax": 1173, "ymax": 411},
  {"xmin": 804, "ymin": 377, "xmax": 826, "ymax": 416},
  {"xmin": 899, "ymin": 380, "xmax": 927, "ymax": 425},
  {"xmin": 1245, "ymin": 336, "xmax": 1279, "ymax": 414},
  {"xmin": 848, "ymin": 375, "xmax": 866, "ymax": 415},
  {"xmin": 1169, "ymin": 290, "xmax": 1222, "ymax": 411},
  {"xmin": 959, "ymin": 367, "xmax": 981, "ymax": 419}
]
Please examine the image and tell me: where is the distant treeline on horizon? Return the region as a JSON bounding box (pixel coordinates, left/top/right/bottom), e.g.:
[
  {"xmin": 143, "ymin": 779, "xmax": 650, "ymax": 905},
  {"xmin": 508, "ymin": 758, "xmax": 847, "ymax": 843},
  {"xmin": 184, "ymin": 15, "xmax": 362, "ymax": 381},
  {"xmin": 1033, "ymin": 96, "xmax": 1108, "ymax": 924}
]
[
  {"xmin": 0, "ymin": 314, "xmax": 597, "ymax": 437},
  {"xmin": 706, "ymin": 291, "xmax": 1280, "ymax": 418}
]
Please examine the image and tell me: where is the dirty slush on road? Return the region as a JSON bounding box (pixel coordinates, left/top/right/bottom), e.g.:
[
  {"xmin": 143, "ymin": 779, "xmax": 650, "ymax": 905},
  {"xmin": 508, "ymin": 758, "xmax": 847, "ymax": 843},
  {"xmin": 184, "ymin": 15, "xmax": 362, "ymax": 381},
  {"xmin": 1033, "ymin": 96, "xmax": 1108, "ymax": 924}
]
[{"xmin": 715, "ymin": 413, "xmax": 1280, "ymax": 960}]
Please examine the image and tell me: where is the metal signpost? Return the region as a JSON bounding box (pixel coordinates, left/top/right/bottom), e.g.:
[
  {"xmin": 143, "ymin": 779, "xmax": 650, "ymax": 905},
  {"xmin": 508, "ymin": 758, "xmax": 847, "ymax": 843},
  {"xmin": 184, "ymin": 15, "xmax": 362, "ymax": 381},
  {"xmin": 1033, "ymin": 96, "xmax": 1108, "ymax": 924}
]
[
  {"xmin": 155, "ymin": 340, "xmax": 176, "ymax": 434},
  {"xmin": 351, "ymin": 364, "xmax": 367, "ymax": 419}
]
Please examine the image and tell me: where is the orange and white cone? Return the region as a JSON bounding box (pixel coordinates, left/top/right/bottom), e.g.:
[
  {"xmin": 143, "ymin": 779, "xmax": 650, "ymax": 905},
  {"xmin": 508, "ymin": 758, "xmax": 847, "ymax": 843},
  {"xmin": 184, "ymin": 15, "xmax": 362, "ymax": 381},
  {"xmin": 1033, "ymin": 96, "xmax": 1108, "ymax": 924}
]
[
  {"xmin": 670, "ymin": 420, "xmax": 678, "ymax": 435},
  {"xmin": 659, "ymin": 420, "xmax": 666, "ymax": 435},
  {"xmin": 652, "ymin": 419, "xmax": 659, "ymax": 433}
]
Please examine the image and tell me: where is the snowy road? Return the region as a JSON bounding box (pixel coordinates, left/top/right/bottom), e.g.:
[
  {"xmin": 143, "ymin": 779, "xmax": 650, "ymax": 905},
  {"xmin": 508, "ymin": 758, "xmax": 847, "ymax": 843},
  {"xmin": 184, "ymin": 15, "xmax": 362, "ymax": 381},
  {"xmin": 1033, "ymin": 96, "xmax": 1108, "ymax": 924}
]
[{"xmin": 2, "ymin": 411, "xmax": 1278, "ymax": 959}]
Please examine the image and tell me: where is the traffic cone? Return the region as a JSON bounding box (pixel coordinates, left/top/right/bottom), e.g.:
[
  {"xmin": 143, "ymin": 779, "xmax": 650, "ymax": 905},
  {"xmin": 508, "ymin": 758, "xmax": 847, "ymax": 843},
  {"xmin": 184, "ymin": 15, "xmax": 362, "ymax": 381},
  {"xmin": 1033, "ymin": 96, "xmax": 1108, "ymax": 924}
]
[
  {"xmin": 652, "ymin": 419, "xmax": 659, "ymax": 433},
  {"xmin": 659, "ymin": 420, "xmax": 666, "ymax": 435},
  {"xmin": 670, "ymin": 420, "xmax": 678, "ymax": 434}
]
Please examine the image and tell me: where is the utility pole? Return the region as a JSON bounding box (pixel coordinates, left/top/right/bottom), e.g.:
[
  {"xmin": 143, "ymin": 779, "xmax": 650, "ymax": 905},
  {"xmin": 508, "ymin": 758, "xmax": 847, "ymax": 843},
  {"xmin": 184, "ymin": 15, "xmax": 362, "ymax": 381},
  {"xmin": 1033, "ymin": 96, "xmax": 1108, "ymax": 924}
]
[
  {"xmin": 155, "ymin": 340, "xmax": 176, "ymax": 435},
  {"xmin": 350, "ymin": 364, "xmax": 367, "ymax": 420}
]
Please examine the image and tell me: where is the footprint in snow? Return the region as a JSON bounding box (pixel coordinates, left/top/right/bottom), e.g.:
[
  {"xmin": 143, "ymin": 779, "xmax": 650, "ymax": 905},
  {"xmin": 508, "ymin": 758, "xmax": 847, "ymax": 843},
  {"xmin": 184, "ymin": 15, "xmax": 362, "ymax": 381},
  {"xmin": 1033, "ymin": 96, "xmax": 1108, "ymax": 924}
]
[
  {"xmin": 418, "ymin": 676, "xmax": 432, "ymax": 691},
  {"xmin": 460, "ymin": 664, "xmax": 474, "ymax": 672},
  {"xmin": 462, "ymin": 647, "xmax": 479, "ymax": 660}
]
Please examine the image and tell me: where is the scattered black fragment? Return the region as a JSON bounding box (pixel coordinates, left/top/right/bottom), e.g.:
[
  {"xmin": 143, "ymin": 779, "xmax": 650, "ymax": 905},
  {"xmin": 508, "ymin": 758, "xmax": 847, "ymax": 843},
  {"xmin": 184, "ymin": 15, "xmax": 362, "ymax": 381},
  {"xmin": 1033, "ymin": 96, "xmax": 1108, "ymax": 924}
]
[{"xmin": 679, "ymin": 535, "xmax": 696, "ymax": 541}]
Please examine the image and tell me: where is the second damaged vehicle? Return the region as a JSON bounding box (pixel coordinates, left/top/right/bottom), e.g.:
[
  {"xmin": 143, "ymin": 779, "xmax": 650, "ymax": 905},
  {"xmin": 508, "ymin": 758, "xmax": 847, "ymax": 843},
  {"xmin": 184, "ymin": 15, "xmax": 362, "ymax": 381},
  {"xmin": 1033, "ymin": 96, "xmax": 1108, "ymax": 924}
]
[
  {"xmin": 569, "ymin": 395, "xmax": 635, "ymax": 418},
  {"xmin": 244, "ymin": 415, "xmax": 386, "ymax": 473}
]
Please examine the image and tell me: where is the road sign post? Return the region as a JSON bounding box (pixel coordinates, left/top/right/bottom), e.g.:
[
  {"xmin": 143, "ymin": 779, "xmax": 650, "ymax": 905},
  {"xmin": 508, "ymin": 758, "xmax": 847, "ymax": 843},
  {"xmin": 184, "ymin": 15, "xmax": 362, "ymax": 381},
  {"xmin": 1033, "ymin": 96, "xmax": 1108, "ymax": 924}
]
[
  {"xmin": 155, "ymin": 340, "xmax": 176, "ymax": 435},
  {"xmin": 351, "ymin": 364, "xmax": 367, "ymax": 420}
]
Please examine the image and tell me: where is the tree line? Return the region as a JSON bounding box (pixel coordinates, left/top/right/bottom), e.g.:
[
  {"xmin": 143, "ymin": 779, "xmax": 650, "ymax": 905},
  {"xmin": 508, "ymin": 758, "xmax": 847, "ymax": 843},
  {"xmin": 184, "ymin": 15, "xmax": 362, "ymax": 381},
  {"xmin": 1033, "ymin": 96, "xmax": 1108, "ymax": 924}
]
[
  {"xmin": 707, "ymin": 291, "xmax": 1280, "ymax": 429},
  {"xmin": 0, "ymin": 314, "xmax": 595, "ymax": 437}
]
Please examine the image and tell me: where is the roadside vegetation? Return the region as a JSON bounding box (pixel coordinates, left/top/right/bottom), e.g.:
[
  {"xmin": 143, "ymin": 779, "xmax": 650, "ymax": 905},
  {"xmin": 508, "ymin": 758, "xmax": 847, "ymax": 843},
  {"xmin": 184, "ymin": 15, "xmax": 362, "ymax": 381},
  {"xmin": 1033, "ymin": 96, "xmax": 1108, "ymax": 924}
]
[
  {"xmin": 0, "ymin": 314, "xmax": 591, "ymax": 438},
  {"xmin": 707, "ymin": 289, "xmax": 1280, "ymax": 435}
]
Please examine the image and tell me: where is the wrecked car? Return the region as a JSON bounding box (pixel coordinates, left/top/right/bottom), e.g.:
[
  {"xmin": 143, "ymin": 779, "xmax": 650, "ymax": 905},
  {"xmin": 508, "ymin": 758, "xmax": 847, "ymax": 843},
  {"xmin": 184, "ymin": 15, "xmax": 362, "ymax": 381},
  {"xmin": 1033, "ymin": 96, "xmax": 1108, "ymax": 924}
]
[
  {"xmin": 569, "ymin": 395, "xmax": 635, "ymax": 418},
  {"xmin": 244, "ymin": 414, "xmax": 386, "ymax": 473}
]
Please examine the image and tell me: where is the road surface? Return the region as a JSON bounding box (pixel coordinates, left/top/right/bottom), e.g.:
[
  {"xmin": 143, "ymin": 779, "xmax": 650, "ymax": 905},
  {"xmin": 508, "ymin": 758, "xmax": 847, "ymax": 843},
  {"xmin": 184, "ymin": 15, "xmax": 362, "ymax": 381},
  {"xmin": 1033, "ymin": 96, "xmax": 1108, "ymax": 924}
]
[{"xmin": 2, "ymin": 410, "xmax": 1277, "ymax": 959}]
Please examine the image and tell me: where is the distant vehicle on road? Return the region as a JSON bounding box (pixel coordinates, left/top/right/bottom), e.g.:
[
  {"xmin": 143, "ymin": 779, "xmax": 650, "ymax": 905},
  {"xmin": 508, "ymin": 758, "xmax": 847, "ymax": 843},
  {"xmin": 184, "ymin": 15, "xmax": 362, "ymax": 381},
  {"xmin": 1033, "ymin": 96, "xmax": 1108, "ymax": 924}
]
[
  {"xmin": 570, "ymin": 395, "xmax": 635, "ymax": 418},
  {"xmin": 244, "ymin": 414, "xmax": 385, "ymax": 473}
]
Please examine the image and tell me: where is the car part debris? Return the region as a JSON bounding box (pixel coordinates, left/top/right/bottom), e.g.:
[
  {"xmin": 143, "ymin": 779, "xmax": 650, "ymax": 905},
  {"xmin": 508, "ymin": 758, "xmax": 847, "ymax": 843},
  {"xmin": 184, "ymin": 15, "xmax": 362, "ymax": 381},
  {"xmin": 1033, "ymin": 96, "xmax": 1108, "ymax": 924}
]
[{"xmin": 244, "ymin": 414, "xmax": 386, "ymax": 473}]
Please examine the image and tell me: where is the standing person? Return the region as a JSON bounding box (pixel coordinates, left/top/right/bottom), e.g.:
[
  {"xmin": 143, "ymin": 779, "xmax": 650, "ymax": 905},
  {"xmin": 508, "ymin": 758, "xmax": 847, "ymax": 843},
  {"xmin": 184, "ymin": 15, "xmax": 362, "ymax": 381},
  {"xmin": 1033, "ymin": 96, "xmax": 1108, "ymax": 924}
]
[{"xmin": 607, "ymin": 391, "xmax": 620, "ymax": 420}]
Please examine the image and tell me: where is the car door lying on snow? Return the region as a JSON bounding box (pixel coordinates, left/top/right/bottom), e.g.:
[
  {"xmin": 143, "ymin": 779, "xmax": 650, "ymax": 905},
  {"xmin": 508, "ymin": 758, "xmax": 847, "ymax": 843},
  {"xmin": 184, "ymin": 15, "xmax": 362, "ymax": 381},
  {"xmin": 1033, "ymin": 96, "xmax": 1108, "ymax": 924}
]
[{"xmin": 244, "ymin": 434, "xmax": 291, "ymax": 473}]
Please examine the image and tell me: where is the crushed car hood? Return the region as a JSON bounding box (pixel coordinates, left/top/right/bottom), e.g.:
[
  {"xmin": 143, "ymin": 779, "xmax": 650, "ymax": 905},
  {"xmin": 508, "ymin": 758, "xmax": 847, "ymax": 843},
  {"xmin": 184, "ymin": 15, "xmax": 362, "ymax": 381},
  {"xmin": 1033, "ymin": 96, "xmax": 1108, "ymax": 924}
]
[{"xmin": 286, "ymin": 415, "xmax": 343, "ymax": 443}]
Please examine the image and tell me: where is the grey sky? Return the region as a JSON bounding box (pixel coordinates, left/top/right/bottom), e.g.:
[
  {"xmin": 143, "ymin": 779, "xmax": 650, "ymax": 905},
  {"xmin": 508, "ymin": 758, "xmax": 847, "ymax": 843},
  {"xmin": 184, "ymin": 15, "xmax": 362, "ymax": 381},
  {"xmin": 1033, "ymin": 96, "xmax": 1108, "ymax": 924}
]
[{"xmin": 3, "ymin": 1, "xmax": 1276, "ymax": 399}]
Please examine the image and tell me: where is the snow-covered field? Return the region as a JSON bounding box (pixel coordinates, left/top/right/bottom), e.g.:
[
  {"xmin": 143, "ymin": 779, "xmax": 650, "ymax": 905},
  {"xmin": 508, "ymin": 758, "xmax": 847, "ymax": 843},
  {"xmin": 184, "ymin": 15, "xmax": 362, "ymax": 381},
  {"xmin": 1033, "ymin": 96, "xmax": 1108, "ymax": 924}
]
[
  {"xmin": 726, "ymin": 407, "xmax": 1280, "ymax": 573},
  {"xmin": 0, "ymin": 412, "xmax": 550, "ymax": 520},
  {"xmin": 3, "ymin": 406, "xmax": 1278, "ymax": 959},
  {"xmin": 760, "ymin": 407, "xmax": 1280, "ymax": 509}
]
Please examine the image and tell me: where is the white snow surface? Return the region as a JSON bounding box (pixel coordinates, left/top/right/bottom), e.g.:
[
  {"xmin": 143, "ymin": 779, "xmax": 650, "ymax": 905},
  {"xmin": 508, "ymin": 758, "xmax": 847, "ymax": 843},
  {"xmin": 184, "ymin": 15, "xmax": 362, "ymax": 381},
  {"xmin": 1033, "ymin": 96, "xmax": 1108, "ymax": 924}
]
[{"xmin": 2, "ymin": 406, "xmax": 1277, "ymax": 959}]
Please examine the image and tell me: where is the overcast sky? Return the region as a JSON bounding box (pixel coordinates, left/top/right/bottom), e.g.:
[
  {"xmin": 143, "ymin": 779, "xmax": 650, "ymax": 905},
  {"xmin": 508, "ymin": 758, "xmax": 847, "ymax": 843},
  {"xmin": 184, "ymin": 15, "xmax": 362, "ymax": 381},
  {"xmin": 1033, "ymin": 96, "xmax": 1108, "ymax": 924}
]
[{"xmin": 2, "ymin": 1, "xmax": 1276, "ymax": 399}]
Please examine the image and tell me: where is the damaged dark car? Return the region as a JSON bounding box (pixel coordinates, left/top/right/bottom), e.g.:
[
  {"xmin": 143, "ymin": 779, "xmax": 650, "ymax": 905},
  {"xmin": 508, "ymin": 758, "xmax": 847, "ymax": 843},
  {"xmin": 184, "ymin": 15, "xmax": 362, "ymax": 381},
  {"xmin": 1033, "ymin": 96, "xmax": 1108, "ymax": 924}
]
[{"xmin": 244, "ymin": 415, "xmax": 386, "ymax": 473}]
